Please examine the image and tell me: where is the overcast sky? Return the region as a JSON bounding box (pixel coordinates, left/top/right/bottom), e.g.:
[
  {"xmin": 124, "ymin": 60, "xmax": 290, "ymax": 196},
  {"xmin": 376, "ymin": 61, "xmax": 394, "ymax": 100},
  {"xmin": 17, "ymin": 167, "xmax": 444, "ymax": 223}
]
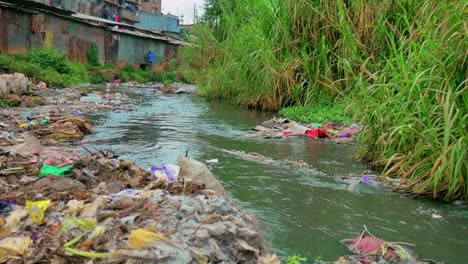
[{"xmin": 162, "ymin": 0, "xmax": 205, "ymax": 24}]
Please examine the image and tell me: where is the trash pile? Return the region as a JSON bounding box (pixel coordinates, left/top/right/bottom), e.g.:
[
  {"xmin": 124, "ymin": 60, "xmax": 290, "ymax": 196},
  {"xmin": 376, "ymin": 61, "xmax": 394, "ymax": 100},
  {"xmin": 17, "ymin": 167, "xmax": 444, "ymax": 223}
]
[
  {"xmin": 0, "ymin": 73, "xmax": 28, "ymax": 97},
  {"xmin": 2, "ymin": 80, "xmax": 140, "ymax": 119},
  {"xmin": 248, "ymin": 117, "xmax": 360, "ymax": 144},
  {"xmin": 221, "ymin": 149, "xmax": 325, "ymax": 176},
  {"xmin": 318, "ymin": 226, "xmax": 440, "ymax": 264},
  {"xmin": 335, "ymin": 174, "xmax": 403, "ymax": 192},
  {"xmin": 0, "ymin": 82, "xmax": 279, "ymax": 263},
  {"xmin": 122, "ymin": 82, "xmax": 198, "ymax": 95},
  {"xmin": 0, "ymin": 149, "xmax": 277, "ymax": 263}
]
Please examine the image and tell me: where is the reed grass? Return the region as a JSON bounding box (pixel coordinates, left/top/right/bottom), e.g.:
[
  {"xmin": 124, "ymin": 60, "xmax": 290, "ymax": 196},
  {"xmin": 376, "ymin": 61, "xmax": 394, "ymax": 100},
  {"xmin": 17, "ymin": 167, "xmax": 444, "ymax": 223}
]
[{"xmin": 181, "ymin": 0, "xmax": 467, "ymax": 200}]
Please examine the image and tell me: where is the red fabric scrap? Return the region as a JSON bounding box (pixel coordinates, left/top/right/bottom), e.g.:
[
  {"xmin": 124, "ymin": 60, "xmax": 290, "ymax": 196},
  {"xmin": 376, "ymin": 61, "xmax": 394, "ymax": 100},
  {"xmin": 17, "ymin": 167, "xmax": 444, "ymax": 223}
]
[
  {"xmin": 346, "ymin": 128, "xmax": 360, "ymax": 135},
  {"xmin": 283, "ymin": 131, "xmax": 292, "ymax": 136},
  {"xmin": 351, "ymin": 236, "xmax": 384, "ymax": 254},
  {"xmin": 305, "ymin": 128, "xmax": 330, "ymax": 138}
]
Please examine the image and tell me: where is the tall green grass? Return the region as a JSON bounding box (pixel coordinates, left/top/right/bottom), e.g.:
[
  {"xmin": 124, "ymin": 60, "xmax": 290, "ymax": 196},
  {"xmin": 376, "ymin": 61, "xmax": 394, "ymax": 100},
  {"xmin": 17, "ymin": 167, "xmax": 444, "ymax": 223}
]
[{"xmin": 182, "ymin": 0, "xmax": 467, "ymax": 200}]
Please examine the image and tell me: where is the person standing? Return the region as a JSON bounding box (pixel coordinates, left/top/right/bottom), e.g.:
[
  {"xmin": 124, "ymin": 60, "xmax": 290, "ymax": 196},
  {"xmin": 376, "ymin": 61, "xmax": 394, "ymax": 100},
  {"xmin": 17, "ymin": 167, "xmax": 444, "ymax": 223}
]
[{"xmin": 147, "ymin": 51, "xmax": 155, "ymax": 66}]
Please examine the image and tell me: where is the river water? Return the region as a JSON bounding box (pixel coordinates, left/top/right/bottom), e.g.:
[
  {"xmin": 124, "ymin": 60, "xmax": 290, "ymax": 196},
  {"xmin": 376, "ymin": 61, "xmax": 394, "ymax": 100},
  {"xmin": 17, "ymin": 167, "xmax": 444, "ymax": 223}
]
[{"xmin": 86, "ymin": 87, "xmax": 467, "ymax": 263}]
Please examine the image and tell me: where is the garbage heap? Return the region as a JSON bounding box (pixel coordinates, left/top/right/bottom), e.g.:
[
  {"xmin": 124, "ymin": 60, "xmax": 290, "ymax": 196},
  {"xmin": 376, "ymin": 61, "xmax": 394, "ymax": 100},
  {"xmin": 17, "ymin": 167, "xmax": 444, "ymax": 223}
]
[
  {"xmin": 317, "ymin": 227, "xmax": 441, "ymax": 264},
  {"xmin": 0, "ymin": 73, "xmax": 28, "ymax": 97},
  {"xmin": 0, "ymin": 148, "xmax": 278, "ymax": 263},
  {"xmin": 0, "ymin": 135, "xmax": 277, "ymax": 264},
  {"xmin": 248, "ymin": 117, "xmax": 360, "ymax": 144}
]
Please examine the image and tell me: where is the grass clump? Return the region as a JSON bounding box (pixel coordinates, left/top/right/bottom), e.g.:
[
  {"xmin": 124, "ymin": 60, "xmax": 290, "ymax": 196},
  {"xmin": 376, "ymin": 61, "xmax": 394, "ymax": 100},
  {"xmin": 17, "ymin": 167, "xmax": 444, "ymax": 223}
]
[
  {"xmin": 1, "ymin": 49, "xmax": 88, "ymax": 88},
  {"xmin": 183, "ymin": 0, "xmax": 467, "ymax": 200},
  {"xmin": 280, "ymin": 104, "xmax": 354, "ymax": 124},
  {"xmin": 86, "ymin": 43, "xmax": 101, "ymax": 67},
  {"xmin": 0, "ymin": 98, "xmax": 21, "ymax": 108}
]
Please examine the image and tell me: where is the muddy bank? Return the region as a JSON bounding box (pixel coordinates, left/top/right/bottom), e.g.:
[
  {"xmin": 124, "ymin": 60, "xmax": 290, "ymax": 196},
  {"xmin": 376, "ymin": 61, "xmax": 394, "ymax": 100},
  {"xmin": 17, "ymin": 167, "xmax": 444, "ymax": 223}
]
[{"xmin": 0, "ymin": 84, "xmax": 278, "ymax": 263}]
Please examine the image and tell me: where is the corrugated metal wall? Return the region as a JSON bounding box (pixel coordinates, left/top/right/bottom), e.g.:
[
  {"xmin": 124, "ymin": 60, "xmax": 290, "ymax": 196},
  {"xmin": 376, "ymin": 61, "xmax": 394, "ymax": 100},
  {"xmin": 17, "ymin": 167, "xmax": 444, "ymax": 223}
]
[
  {"xmin": 27, "ymin": 13, "xmax": 106, "ymax": 64},
  {"xmin": 0, "ymin": 8, "xmax": 32, "ymax": 55},
  {"xmin": 117, "ymin": 34, "xmax": 165, "ymax": 65},
  {"xmin": 136, "ymin": 12, "xmax": 180, "ymax": 34},
  {"xmin": 54, "ymin": 0, "xmax": 96, "ymax": 16},
  {"xmin": 0, "ymin": 5, "xmax": 178, "ymax": 67}
]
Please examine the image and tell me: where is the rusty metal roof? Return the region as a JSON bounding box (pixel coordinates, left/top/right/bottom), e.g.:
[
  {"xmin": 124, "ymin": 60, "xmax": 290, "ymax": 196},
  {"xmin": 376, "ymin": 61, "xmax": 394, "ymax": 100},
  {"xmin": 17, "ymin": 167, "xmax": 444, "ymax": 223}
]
[{"xmin": 72, "ymin": 13, "xmax": 182, "ymax": 44}]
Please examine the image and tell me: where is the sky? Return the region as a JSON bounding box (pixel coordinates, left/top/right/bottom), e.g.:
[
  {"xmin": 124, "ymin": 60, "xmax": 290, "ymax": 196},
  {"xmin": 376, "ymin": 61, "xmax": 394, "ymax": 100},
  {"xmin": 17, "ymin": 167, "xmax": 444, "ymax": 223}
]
[{"xmin": 162, "ymin": 0, "xmax": 205, "ymax": 24}]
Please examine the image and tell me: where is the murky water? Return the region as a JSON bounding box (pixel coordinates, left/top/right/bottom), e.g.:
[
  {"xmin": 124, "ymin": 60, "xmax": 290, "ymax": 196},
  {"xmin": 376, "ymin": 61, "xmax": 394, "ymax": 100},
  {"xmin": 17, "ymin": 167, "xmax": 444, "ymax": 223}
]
[{"xmin": 86, "ymin": 87, "xmax": 467, "ymax": 263}]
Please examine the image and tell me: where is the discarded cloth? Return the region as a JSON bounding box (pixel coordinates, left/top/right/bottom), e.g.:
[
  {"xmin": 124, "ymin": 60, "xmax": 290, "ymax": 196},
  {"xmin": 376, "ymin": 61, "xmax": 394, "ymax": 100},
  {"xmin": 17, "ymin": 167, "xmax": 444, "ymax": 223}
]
[{"xmin": 305, "ymin": 128, "xmax": 330, "ymax": 138}]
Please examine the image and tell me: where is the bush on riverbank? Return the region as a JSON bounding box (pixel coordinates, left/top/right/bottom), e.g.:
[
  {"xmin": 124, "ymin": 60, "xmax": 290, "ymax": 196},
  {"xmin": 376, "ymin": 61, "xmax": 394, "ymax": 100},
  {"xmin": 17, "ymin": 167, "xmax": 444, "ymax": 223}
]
[
  {"xmin": 0, "ymin": 48, "xmax": 179, "ymax": 87},
  {"xmin": 279, "ymin": 104, "xmax": 354, "ymax": 124},
  {"xmin": 0, "ymin": 50, "xmax": 88, "ymax": 87},
  {"xmin": 181, "ymin": 0, "xmax": 467, "ymax": 200}
]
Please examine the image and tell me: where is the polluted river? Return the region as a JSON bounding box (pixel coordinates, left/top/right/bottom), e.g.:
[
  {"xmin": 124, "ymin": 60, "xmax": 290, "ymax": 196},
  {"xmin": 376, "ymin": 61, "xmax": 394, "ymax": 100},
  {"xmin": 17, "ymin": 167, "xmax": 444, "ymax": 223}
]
[{"xmin": 85, "ymin": 86, "xmax": 467, "ymax": 263}]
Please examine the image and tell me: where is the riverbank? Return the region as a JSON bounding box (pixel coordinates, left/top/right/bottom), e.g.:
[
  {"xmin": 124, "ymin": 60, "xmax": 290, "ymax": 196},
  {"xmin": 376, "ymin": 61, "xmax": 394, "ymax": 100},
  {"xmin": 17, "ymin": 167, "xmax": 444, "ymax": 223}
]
[
  {"xmin": 181, "ymin": 0, "xmax": 467, "ymax": 202},
  {"xmin": 0, "ymin": 48, "xmax": 180, "ymax": 89},
  {"xmin": 0, "ymin": 84, "xmax": 278, "ymax": 263}
]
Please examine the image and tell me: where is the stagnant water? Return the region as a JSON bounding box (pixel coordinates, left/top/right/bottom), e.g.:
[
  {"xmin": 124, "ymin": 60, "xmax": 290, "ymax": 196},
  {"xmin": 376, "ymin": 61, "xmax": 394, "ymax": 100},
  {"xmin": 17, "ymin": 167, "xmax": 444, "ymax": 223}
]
[{"xmin": 85, "ymin": 87, "xmax": 467, "ymax": 263}]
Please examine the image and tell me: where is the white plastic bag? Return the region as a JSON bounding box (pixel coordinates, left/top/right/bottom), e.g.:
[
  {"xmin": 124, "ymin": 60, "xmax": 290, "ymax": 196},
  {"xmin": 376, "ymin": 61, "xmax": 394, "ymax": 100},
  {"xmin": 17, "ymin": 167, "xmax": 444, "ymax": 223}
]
[{"xmin": 150, "ymin": 164, "xmax": 180, "ymax": 182}]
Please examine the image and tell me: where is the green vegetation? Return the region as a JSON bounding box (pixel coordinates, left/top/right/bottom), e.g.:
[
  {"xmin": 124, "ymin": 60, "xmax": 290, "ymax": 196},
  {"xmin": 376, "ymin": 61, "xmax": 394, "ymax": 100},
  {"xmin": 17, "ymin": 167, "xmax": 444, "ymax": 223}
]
[
  {"xmin": 0, "ymin": 48, "xmax": 179, "ymax": 88},
  {"xmin": 280, "ymin": 104, "xmax": 354, "ymax": 124},
  {"xmin": 182, "ymin": 0, "xmax": 467, "ymax": 200},
  {"xmin": 286, "ymin": 255, "xmax": 307, "ymax": 264},
  {"xmin": 0, "ymin": 49, "xmax": 87, "ymax": 87},
  {"xmin": 0, "ymin": 98, "xmax": 21, "ymax": 108},
  {"xmin": 26, "ymin": 48, "xmax": 71, "ymax": 74},
  {"xmin": 86, "ymin": 43, "xmax": 101, "ymax": 67}
]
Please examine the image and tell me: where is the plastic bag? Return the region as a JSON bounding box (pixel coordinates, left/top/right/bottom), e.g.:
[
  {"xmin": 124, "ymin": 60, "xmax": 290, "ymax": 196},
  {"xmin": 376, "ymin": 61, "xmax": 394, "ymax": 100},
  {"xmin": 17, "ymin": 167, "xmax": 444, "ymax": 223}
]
[
  {"xmin": 38, "ymin": 164, "xmax": 73, "ymax": 178},
  {"xmin": 4, "ymin": 207, "xmax": 28, "ymax": 232},
  {"xmin": 25, "ymin": 200, "xmax": 51, "ymax": 225},
  {"xmin": 289, "ymin": 124, "xmax": 308, "ymax": 135},
  {"xmin": 0, "ymin": 237, "xmax": 33, "ymax": 263},
  {"xmin": 0, "ymin": 201, "xmax": 12, "ymax": 214},
  {"xmin": 150, "ymin": 164, "xmax": 180, "ymax": 182},
  {"xmin": 128, "ymin": 229, "xmax": 170, "ymax": 250},
  {"xmin": 177, "ymin": 157, "xmax": 227, "ymax": 196},
  {"xmin": 108, "ymin": 189, "xmax": 141, "ymax": 200},
  {"xmin": 61, "ymin": 217, "xmax": 97, "ymax": 232}
]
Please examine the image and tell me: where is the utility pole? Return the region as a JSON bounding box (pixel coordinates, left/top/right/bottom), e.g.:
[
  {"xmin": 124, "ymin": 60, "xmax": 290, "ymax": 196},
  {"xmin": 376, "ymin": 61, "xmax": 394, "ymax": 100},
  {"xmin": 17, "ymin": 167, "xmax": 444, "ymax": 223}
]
[{"xmin": 193, "ymin": 3, "xmax": 197, "ymax": 23}]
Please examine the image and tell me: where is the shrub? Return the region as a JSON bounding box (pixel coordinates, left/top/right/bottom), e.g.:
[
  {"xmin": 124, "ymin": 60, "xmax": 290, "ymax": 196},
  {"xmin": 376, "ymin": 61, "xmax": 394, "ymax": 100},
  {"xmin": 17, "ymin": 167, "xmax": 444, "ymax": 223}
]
[
  {"xmin": 0, "ymin": 54, "xmax": 12, "ymax": 73},
  {"xmin": 9, "ymin": 60, "xmax": 43, "ymax": 80},
  {"xmin": 26, "ymin": 48, "xmax": 71, "ymax": 74},
  {"xmin": 121, "ymin": 65, "xmax": 137, "ymax": 73},
  {"xmin": 68, "ymin": 62, "xmax": 90, "ymax": 83},
  {"xmin": 102, "ymin": 63, "xmax": 115, "ymax": 69},
  {"xmin": 86, "ymin": 43, "xmax": 100, "ymax": 66},
  {"xmin": 0, "ymin": 98, "xmax": 21, "ymax": 108}
]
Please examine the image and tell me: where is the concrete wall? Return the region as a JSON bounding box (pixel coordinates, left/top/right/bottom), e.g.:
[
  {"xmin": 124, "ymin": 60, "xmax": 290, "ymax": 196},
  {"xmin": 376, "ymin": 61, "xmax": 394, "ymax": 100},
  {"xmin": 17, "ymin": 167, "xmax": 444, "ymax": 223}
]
[{"xmin": 0, "ymin": 4, "xmax": 179, "ymax": 67}]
